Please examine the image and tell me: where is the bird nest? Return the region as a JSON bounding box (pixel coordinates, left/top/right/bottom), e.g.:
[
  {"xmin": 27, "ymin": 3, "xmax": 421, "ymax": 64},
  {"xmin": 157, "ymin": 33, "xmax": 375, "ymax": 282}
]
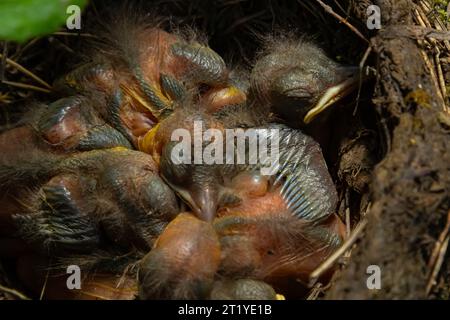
[{"xmin": 1, "ymin": 0, "xmax": 450, "ymax": 300}]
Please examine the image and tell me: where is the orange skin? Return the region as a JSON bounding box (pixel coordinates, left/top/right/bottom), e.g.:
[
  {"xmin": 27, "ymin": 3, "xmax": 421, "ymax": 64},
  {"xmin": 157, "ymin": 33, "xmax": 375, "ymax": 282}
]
[
  {"xmin": 139, "ymin": 106, "xmax": 227, "ymax": 165},
  {"xmin": 215, "ymin": 177, "xmax": 345, "ymax": 297},
  {"xmin": 0, "ymin": 129, "xmax": 179, "ymax": 298},
  {"xmin": 0, "ymin": 27, "xmax": 346, "ymax": 299},
  {"xmin": 4, "ymin": 180, "xmax": 342, "ymax": 300},
  {"xmin": 136, "ymin": 167, "xmax": 344, "ymax": 298},
  {"xmin": 150, "ymin": 213, "xmax": 221, "ymax": 275},
  {"xmin": 138, "ymin": 205, "xmax": 344, "ymax": 299},
  {"xmin": 135, "ymin": 100, "xmax": 344, "ymax": 298},
  {"xmin": 216, "ymin": 171, "xmax": 344, "ymax": 296},
  {"xmin": 200, "ymin": 86, "xmax": 247, "ymax": 114},
  {"xmin": 54, "ymin": 28, "xmax": 246, "ymax": 154},
  {"xmin": 119, "ymin": 28, "xmax": 246, "ymax": 150},
  {"xmin": 139, "ymin": 213, "xmax": 221, "ymax": 299},
  {"xmin": 0, "ymin": 27, "xmax": 244, "ymax": 299},
  {"xmin": 11, "ymin": 213, "xmax": 220, "ymax": 300},
  {"xmin": 215, "ymin": 213, "xmax": 344, "ymax": 287},
  {"xmin": 219, "ymin": 171, "xmax": 287, "ymax": 218},
  {"xmin": 0, "ymin": 119, "xmax": 341, "ymax": 300}
]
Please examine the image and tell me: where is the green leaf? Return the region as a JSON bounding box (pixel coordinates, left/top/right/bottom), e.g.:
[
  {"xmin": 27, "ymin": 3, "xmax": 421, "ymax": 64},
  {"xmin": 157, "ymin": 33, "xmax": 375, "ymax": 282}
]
[{"xmin": 0, "ymin": 0, "xmax": 87, "ymax": 43}]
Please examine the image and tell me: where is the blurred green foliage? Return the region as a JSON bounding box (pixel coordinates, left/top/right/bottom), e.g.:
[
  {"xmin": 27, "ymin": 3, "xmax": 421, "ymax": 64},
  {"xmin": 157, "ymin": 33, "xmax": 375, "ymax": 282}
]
[
  {"xmin": 0, "ymin": 0, "xmax": 87, "ymax": 42},
  {"xmin": 432, "ymin": 0, "xmax": 450, "ymax": 23}
]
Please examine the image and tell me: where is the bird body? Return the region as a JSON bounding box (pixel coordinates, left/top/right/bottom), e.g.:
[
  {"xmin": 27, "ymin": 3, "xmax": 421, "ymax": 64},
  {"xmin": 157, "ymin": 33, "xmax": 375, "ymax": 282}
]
[{"xmin": 0, "ymin": 17, "xmax": 360, "ymax": 300}]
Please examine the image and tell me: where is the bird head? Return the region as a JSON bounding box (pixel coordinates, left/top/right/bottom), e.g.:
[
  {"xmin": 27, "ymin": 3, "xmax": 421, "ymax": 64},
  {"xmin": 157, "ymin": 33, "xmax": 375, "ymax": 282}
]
[
  {"xmin": 160, "ymin": 149, "xmax": 223, "ymax": 222},
  {"xmin": 251, "ymin": 37, "xmax": 362, "ymax": 126},
  {"xmin": 138, "ymin": 79, "xmax": 266, "ymax": 222},
  {"xmin": 138, "ymin": 213, "xmax": 221, "ymax": 299}
]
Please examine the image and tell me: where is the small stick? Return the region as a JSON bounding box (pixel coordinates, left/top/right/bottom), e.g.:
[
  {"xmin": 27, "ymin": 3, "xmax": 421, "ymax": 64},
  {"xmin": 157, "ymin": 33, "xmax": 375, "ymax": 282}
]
[
  {"xmin": 53, "ymin": 31, "xmax": 97, "ymax": 38},
  {"xmin": 345, "ymin": 208, "xmax": 351, "ymax": 238},
  {"xmin": 0, "ymin": 53, "xmax": 51, "ymax": 89},
  {"xmin": 354, "ymin": 45, "xmax": 373, "ymax": 116},
  {"xmin": 426, "ymin": 210, "xmax": 450, "ymax": 295},
  {"xmin": 1, "ymin": 43, "xmax": 7, "ymax": 81},
  {"xmin": 412, "ymin": 16, "xmax": 446, "ymax": 111},
  {"xmin": 0, "ymin": 284, "xmax": 31, "ymax": 300},
  {"xmin": 414, "ymin": 4, "xmax": 448, "ymax": 111},
  {"xmin": 426, "ymin": 235, "xmax": 449, "ymax": 296},
  {"xmin": 309, "ymin": 218, "xmax": 368, "ymax": 285},
  {"xmin": 434, "ymin": 48, "xmax": 448, "ymax": 112},
  {"xmin": 1, "ymin": 80, "xmax": 51, "ymax": 93},
  {"xmin": 415, "ymin": 6, "xmax": 432, "ymax": 28},
  {"xmin": 306, "ymin": 282, "xmax": 323, "ymax": 300},
  {"xmin": 331, "ymin": 0, "xmax": 347, "ymax": 16},
  {"xmin": 39, "ymin": 268, "xmax": 50, "ymax": 300},
  {"xmin": 314, "ymin": 0, "xmax": 369, "ymax": 43}
]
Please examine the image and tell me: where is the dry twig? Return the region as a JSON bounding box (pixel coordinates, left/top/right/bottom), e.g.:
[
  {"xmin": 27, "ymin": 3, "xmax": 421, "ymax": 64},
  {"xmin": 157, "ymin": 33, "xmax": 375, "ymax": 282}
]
[
  {"xmin": 309, "ymin": 218, "xmax": 368, "ymax": 286},
  {"xmin": 0, "ymin": 53, "xmax": 51, "ymax": 89},
  {"xmin": 0, "ymin": 284, "xmax": 31, "ymax": 300},
  {"xmin": 314, "ymin": 0, "xmax": 369, "ymax": 43},
  {"xmin": 426, "ymin": 210, "xmax": 450, "ymax": 296}
]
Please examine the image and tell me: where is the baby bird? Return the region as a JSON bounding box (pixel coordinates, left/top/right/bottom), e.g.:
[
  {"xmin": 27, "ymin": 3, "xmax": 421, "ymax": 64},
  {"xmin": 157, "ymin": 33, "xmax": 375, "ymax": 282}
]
[
  {"xmin": 0, "ymin": 146, "xmax": 181, "ymax": 298},
  {"xmin": 1, "ymin": 20, "xmax": 353, "ymax": 300},
  {"xmin": 136, "ymin": 36, "xmax": 356, "ymax": 297},
  {"xmin": 137, "ymin": 209, "xmax": 342, "ymax": 299},
  {"xmin": 138, "ymin": 213, "xmax": 221, "ymax": 299},
  {"xmin": 150, "ymin": 37, "xmax": 361, "ymax": 223},
  {"xmin": 52, "ymin": 21, "xmax": 245, "ymax": 152},
  {"xmin": 137, "ymin": 91, "xmax": 344, "ymax": 299},
  {"xmin": 153, "ymin": 103, "xmax": 337, "ymax": 224},
  {"xmin": 138, "ymin": 213, "xmax": 281, "ymax": 300},
  {"xmin": 0, "ymin": 15, "xmax": 248, "ymax": 299},
  {"xmin": 250, "ymin": 36, "xmax": 360, "ymax": 128}
]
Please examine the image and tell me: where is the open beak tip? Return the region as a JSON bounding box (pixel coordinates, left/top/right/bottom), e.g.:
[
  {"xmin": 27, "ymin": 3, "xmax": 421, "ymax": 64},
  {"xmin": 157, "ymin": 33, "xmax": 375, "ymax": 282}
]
[{"xmin": 303, "ymin": 69, "xmax": 362, "ymax": 124}]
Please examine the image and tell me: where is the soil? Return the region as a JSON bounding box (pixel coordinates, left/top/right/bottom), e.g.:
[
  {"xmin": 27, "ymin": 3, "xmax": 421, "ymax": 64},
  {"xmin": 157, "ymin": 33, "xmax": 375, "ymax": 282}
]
[{"xmin": 327, "ymin": 0, "xmax": 450, "ymax": 299}]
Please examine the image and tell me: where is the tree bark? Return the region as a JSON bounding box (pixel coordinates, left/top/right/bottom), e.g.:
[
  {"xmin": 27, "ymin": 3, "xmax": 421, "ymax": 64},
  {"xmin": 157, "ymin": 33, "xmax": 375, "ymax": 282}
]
[{"xmin": 327, "ymin": 0, "xmax": 450, "ymax": 299}]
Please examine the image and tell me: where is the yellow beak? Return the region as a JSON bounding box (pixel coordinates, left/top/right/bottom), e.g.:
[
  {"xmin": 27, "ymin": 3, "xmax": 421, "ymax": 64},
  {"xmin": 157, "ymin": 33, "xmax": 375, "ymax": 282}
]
[{"xmin": 303, "ymin": 68, "xmax": 363, "ymax": 124}]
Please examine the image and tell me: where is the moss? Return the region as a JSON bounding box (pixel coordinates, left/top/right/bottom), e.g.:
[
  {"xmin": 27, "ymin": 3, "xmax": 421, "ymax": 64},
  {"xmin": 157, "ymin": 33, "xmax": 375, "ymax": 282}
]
[
  {"xmin": 431, "ymin": 0, "xmax": 450, "ymax": 23},
  {"xmin": 404, "ymin": 89, "xmax": 432, "ymax": 109}
]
